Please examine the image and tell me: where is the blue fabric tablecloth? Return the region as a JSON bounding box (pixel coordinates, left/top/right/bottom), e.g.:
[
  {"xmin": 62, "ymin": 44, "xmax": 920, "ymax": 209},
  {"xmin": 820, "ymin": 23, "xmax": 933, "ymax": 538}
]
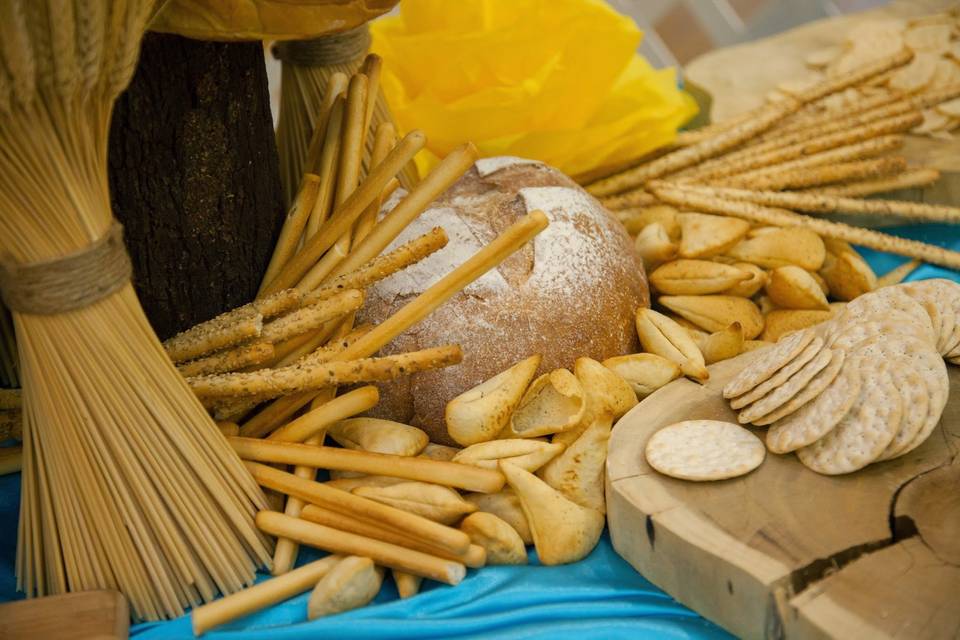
[{"xmin": 1, "ymin": 223, "xmax": 958, "ymax": 639}]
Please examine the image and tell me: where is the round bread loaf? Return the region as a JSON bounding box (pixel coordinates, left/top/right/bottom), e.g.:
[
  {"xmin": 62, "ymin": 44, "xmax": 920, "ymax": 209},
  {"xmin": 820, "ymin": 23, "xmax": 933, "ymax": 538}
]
[{"xmin": 359, "ymin": 156, "xmax": 648, "ymax": 445}]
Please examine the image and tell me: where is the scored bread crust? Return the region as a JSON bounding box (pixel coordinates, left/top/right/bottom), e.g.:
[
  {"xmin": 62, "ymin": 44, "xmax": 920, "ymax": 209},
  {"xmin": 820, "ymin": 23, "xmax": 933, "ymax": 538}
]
[{"xmin": 358, "ymin": 158, "xmax": 648, "ymax": 444}]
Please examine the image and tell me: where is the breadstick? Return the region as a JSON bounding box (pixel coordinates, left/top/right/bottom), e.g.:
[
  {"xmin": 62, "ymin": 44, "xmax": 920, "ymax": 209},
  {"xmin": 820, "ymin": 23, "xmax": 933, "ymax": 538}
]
[
  {"xmin": 164, "ymin": 308, "xmax": 263, "ymax": 364},
  {"xmin": 877, "ymin": 260, "xmax": 922, "ymax": 287},
  {"xmin": 260, "ymin": 130, "xmax": 427, "ymax": 296},
  {"xmin": 304, "ymin": 227, "xmax": 448, "ymax": 305},
  {"xmin": 587, "ymin": 99, "xmax": 800, "ymax": 196},
  {"xmin": 688, "ymin": 112, "xmax": 920, "ymax": 183},
  {"xmin": 723, "ymin": 135, "xmax": 903, "ymax": 186},
  {"xmin": 189, "ymin": 344, "xmax": 462, "ymax": 401},
  {"xmin": 258, "ymin": 175, "xmax": 323, "ymax": 295},
  {"xmin": 665, "ymin": 183, "xmax": 960, "ymax": 224},
  {"xmin": 252, "ymin": 289, "xmax": 303, "ymax": 319},
  {"xmin": 300, "ymin": 505, "xmax": 486, "ymax": 568},
  {"xmin": 306, "ymin": 97, "xmax": 346, "ymax": 238},
  {"xmin": 216, "ymin": 421, "xmax": 240, "ymax": 437},
  {"xmin": 796, "ymin": 48, "xmax": 913, "ymax": 104},
  {"xmin": 254, "ymin": 386, "xmax": 379, "ymax": 441},
  {"xmin": 717, "ymin": 157, "xmax": 907, "ymax": 192},
  {"xmin": 600, "ymin": 188, "xmax": 658, "ymax": 211},
  {"xmin": 260, "ymin": 290, "xmax": 364, "ymax": 344},
  {"xmin": 0, "ymin": 411, "xmax": 21, "ymax": 441},
  {"xmin": 809, "ymin": 168, "xmax": 941, "ymax": 197},
  {"xmin": 240, "ymin": 211, "xmax": 549, "ymax": 436},
  {"xmin": 257, "ymin": 511, "xmax": 466, "ymax": 585},
  {"xmin": 246, "ymin": 462, "xmax": 471, "ymax": 554},
  {"xmin": 0, "ymin": 445, "xmax": 21, "ymax": 475},
  {"xmin": 177, "ymin": 341, "xmax": 275, "ymax": 378},
  {"xmin": 191, "ymin": 555, "xmax": 341, "ymax": 636},
  {"xmin": 304, "ymin": 72, "xmax": 349, "ymax": 174},
  {"xmin": 353, "ymin": 123, "xmax": 398, "ymax": 245},
  {"xmin": 327, "ymin": 143, "xmax": 480, "ymax": 282},
  {"xmin": 296, "ymin": 74, "xmax": 370, "ymax": 292},
  {"xmin": 650, "ymin": 184, "xmax": 960, "ymax": 270},
  {"xmin": 361, "ymin": 54, "xmax": 382, "ymax": 133},
  {"xmin": 0, "ymin": 388, "xmax": 20, "ymax": 411},
  {"xmin": 233, "ymin": 438, "xmax": 504, "ymax": 493}
]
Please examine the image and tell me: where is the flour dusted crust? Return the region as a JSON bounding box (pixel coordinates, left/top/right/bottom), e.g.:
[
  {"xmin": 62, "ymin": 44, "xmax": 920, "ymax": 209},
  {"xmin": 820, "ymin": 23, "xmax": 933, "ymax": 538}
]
[{"xmin": 359, "ymin": 159, "xmax": 648, "ymax": 444}]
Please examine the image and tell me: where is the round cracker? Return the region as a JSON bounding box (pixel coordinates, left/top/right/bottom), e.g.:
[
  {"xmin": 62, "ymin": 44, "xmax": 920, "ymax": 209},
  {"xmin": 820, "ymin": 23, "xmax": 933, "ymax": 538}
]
[
  {"xmin": 766, "ymin": 356, "xmax": 861, "ymax": 454},
  {"xmin": 723, "ymin": 329, "xmax": 815, "ymax": 399},
  {"xmin": 753, "ymin": 349, "xmax": 845, "ymax": 426},
  {"xmin": 729, "ymin": 337, "xmax": 824, "ymax": 410},
  {"xmin": 645, "ymin": 420, "xmax": 765, "ymax": 481},
  {"xmin": 739, "ymin": 347, "xmax": 833, "ymax": 425},
  {"xmin": 797, "ymin": 363, "xmax": 901, "ymax": 475},
  {"xmin": 826, "ymin": 313, "xmax": 932, "ymax": 353},
  {"xmin": 900, "ymin": 279, "xmax": 960, "ymax": 354},
  {"xmin": 839, "ymin": 286, "xmax": 935, "ymax": 346},
  {"xmin": 876, "ymin": 364, "xmax": 930, "ymax": 462}
]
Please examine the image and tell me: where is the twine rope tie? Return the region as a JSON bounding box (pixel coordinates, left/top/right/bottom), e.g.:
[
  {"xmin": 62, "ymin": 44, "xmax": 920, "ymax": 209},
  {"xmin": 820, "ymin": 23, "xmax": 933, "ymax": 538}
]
[
  {"xmin": 0, "ymin": 221, "xmax": 132, "ymax": 315},
  {"xmin": 273, "ymin": 24, "xmax": 371, "ymax": 67}
]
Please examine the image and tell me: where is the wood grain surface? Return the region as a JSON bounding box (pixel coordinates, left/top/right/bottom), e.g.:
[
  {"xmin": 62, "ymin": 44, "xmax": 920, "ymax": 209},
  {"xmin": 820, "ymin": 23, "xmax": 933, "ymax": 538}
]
[{"xmin": 607, "ymin": 351, "xmax": 960, "ymax": 639}]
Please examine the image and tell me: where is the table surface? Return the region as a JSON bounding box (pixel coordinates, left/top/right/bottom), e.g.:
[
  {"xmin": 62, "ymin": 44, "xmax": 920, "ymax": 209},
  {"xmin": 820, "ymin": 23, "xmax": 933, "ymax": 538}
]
[{"xmin": 0, "ymin": 223, "xmax": 956, "ymax": 639}]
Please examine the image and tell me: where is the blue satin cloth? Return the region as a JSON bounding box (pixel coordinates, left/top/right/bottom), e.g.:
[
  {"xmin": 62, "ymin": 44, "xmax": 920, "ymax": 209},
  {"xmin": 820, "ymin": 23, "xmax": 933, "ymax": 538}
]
[{"xmin": 0, "ymin": 223, "xmax": 957, "ymax": 639}]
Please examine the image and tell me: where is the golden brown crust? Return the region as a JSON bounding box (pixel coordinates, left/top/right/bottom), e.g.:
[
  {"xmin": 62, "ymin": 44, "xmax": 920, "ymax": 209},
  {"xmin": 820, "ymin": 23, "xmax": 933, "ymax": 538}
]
[{"xmin": 360, "ymin": 160, "xmax": 648, "ymax": 444}]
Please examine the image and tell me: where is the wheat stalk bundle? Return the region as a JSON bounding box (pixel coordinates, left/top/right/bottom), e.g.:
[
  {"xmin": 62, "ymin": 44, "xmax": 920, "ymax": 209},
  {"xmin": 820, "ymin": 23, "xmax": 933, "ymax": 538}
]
[
  {"xmin": 0, "ymin": 0, "xmax": 272, "ymax": 620},
  {"xmin": 273, "ymin": 24, "xmax": 417, "ymax": 206}
]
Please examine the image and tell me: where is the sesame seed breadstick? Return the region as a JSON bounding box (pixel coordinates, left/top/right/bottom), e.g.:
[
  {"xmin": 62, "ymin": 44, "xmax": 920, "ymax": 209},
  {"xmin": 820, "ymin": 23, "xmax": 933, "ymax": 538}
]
[
  {"xmin": 687, "ymin": 112, "xmax": 920, "ymax": 183},
  {"xmin": 769, "ymin": 90, "xmax": 906, "ymax": 139},
  {"xmin": 303, "ymin": 227, "xmax": 449, "ymax": 306},
  {"xmin": 260, "ymin": 290, "xmax": 364, "ymax": 344},
  {"xmin": 177, "ymin": 341, "xmax": 276, "ymax": 378},
  {"xmin": 719, "ymin": 157, "xmax": 907, "ymax": 192},
  {"xmin": 795, "ymin": 48, "xmax": 913, "ymax": 104},
  {"xmin": 650, "ymin": 184, "xmax": 960, "ymax": 270},
  {"xmin": 164, "ymin": 308, "xmax": 263, "ymax": 364},
  {"xmin": 189, "ymin": 344, "xmax": 463, "ymax": 401},
  {"xmin": 600, "ymin": 188, "xmax": 658, "ymax": 211},
  {"xmin": 807, "ymin": 168, "xmax": 941, "ymax": 197},
  {"xmin": 587, "ymin": 99, "xmax": 801, "ymax": 197},
  {"xmin": 663, "ymin": 182, "xmax": 960, "ymax": 224},
  {"xmin": 722, "ymin": 135, "xmax": 904, "ymax": 187}
]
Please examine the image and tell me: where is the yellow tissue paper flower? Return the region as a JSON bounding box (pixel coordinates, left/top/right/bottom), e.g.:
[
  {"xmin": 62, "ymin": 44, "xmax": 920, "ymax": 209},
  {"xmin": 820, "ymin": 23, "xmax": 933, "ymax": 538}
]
[{"xmin": 371, "ymin": 0, "xmax": 698, "ymax": 177}]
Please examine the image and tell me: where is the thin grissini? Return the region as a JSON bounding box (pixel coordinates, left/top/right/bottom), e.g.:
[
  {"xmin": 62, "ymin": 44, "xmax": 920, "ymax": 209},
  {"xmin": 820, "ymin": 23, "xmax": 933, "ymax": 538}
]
[
  {"xmin": 245, "ymin": 462, "xmax": 472, "ymax": 555},
  {"xmin": 659, "ymin": 182, "xmax": 960, "ymax": 224},
  {"xmin": 717, "ymin": 157, "xmax": 907, "ymax": 192},
  {"xmin": 300, "ymin": 505, "xmax": 487, "ymax": 568},
  {"xmin": 258, "ymin": 174, "xmax": 322, "ymax": 295},
  {"xmin": 808, "ymin": 168, "xmax": 940, "ymax": 198},
  {"xmin": 650, "ymin": 184, "xmax": 960, "ymax": 271},
  {"xmin": 306, "ymin": 95, "xmax": 346, "ymax": 238},
  {"xmin": 240, "ymin": 211, "xmax": 550, "ymax": 437},
  {"xmin": 176, "ymin": 341, "xmax": 275, "ymax": 378},
  {"xmin": 260, "ymin": 129, "xmax": 427, "ymax": 296},
  {"xmin": 587, "ymin": 49, "xmax": 914, "ymax": 197},
  {"xmin": 188, "ymin": 344, "xmax": 462, "ymax": 401},
  {"xmin": 260, "ymin": 289, "xmax": 364, "ymax": 344},
  {"xmin": 256, "ymin": 511, "xmax": 467, "ymax": 586},
  {"xmin": 232, "ymin": 438, "xmax": 505, "ymax": 494},
  {"xmin": 303, "ymin": 227, "xmax": 449, "ymax": 306},
  {"xmin": 721, "ymin": 135, "xmax": 904, "ymax": 186}
]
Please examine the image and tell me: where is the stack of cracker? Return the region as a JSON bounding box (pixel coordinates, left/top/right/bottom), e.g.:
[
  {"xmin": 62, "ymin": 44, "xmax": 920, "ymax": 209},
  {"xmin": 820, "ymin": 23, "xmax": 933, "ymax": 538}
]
[
  {"xmin": 586, "ymin": 34, "xmax": 960, "ymax": 276},
  {"xmin": 726, "ymin": 279, "xmax": 957, "ymax": 475}
]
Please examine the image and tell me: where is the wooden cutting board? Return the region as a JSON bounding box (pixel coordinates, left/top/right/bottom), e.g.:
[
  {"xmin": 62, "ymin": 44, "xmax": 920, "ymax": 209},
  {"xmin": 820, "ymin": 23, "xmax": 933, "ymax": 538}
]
[
  {"xmin": 606, "ymin": 353, "xmax": 960, "ymax": 640},
  {"xmin": 0, "ymin": 590, "xmax": 129, "ymax": 639}
]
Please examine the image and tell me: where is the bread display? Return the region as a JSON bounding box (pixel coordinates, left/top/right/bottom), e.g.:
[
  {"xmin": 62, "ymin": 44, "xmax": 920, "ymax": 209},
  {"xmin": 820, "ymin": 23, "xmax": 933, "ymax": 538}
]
[{"xmin": 359, "ymin": 158, "xmax": 649, "ymax": 443}]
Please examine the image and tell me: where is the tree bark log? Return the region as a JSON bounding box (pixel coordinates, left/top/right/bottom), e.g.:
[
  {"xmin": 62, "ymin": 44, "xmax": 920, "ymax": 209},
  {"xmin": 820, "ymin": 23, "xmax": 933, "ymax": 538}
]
[{"xmin": 109, "ymin": 34, "xmax": 285, "ymax": 340}]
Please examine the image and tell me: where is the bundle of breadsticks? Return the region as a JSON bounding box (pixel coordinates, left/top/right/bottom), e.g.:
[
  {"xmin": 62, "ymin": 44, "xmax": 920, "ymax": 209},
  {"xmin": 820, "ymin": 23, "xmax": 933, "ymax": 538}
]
[{"xmin": 585, "ymin": 46, "xmax": 960, "ymax": 353}]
